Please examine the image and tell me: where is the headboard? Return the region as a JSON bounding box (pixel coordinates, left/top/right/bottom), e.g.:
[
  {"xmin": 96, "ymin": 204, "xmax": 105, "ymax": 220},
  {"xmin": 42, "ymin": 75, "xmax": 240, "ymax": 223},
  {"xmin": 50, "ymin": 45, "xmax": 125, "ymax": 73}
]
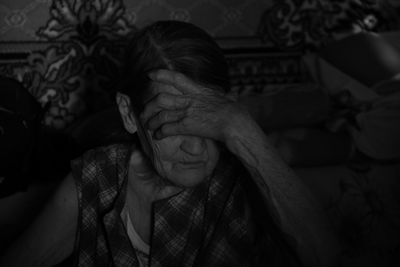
[{"xmin": 0, "ymin": 36, "xmax": 308, "ymax": 130}]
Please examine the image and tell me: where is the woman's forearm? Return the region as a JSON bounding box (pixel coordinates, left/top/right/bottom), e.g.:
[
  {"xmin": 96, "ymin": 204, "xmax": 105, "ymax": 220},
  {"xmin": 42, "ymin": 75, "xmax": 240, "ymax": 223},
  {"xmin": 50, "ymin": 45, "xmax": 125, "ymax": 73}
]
[
  {"xmin": 0, "ymin": 174, "xmax": 77, "ymax": 267},
  {"xmin": 224, "ymin": 113, "xmax": 339, "ymax": 266}
]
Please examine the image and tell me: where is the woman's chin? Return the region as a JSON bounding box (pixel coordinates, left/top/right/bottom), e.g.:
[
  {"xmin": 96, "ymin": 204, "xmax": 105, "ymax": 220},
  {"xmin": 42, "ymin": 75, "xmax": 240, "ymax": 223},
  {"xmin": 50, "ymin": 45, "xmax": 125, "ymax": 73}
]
[{"xmin": 166, "ymin": 169, "xmax": 209, "ymax": 188}]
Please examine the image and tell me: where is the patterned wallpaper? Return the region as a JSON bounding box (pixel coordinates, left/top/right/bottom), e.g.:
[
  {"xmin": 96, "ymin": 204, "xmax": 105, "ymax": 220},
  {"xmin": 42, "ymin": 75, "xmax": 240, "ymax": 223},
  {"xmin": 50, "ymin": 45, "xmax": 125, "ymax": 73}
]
[
  {"xmin": 1, "ymin": 0, "xmax": 399, "ymax": 129},
  {"xmin": 258, "ymin": 0, "xmax": 400, "ymax": 51},
  {"xmin": 0, "ymin": 0, "xmax": 282, "ymax": 130},
  {"xmin": 0, "ymin": 0, "xmax": 272, "ymax": 41}
]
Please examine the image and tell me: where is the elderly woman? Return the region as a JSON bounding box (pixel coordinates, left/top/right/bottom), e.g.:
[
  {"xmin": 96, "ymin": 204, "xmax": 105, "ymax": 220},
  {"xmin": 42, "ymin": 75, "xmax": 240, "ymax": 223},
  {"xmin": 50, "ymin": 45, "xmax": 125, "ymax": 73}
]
[{"xmin": 1, "ymin": 21, "xmax": 338, "ymax": 267}]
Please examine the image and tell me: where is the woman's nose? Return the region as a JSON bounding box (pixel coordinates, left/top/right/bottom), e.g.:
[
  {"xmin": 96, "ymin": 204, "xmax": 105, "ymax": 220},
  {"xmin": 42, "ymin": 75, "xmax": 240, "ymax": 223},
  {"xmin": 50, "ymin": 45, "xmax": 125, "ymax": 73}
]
[{"xmin": 180, "ymin": 136, "xmax": 206, "ymax": 156}]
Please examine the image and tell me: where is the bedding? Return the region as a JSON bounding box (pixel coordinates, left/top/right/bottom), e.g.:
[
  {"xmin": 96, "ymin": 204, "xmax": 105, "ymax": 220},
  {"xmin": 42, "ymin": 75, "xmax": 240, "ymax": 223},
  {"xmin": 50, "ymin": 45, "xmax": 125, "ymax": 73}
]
[
  {"xmin": 296, "ymin": 163, "xmax": 400, "ymax": 267},
  {"xmin": 318, "ymin": 32, "xmax": 400, "ymax": 87},
  {"xmin": 303, "ymin": 50, "xmax": 400, "ymax": 161},
  {"xmin": 294, "ymin": 31, "xmax": 400, "ymax": 266}
]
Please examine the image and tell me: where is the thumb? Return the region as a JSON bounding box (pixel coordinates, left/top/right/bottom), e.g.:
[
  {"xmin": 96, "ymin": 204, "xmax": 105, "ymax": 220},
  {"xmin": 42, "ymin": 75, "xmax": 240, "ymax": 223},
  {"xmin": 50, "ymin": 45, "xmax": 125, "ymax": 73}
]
[{"xmin": 130, "ymin": 149, "xmax": 153, "ymax": 177}]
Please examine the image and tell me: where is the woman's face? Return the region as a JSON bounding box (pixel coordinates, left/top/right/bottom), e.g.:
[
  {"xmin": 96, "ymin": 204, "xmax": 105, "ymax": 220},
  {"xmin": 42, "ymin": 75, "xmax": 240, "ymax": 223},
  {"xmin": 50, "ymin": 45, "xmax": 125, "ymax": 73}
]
[{"xmin": 134, "ymin": 81, "xmax": 220, "ymax": 188}]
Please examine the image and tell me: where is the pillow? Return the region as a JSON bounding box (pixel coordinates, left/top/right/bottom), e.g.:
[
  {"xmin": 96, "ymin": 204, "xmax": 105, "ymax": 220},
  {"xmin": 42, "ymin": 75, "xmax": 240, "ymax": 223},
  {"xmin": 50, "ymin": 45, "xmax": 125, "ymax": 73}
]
[
  {"xmin": 239, "ymin": 83, "xmax": 330, "ymax": 132},
  {"xmin": 350, "ymin": 79, "xmax": 400, "ymax": 160},
  {"xmin": 303, "ymin": 52, "xmax": 400, "ymax": 160},
  {"xmin": 319, "ymin": 32, "xmax": 400, "ymax": 87},
  {"xmin": 302, "ymin": 52, "xmax": 379, "ymax": 102}
]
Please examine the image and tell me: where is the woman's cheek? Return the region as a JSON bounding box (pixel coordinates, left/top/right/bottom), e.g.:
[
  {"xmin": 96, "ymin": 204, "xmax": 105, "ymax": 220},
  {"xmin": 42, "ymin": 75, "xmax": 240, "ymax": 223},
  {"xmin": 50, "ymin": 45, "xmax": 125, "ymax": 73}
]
[{"xmin": 151, "ymin": 138, "xmax": 178, "ymax": 178}]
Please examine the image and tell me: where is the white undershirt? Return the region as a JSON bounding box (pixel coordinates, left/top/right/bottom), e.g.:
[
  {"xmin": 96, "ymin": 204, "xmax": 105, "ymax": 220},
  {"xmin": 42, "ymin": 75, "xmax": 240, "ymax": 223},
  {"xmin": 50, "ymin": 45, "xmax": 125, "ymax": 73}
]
[{"xmin": 121, "ymin": 206, "xmax": 150, "ymax": 267}]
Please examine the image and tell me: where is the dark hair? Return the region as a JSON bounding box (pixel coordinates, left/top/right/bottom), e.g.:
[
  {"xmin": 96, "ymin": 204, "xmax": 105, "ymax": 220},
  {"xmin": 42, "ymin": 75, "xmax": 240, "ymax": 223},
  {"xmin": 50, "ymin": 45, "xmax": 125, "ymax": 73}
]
[{"xmin": 118, "ymin": 20, "xmax": 229, "ymax": 112}]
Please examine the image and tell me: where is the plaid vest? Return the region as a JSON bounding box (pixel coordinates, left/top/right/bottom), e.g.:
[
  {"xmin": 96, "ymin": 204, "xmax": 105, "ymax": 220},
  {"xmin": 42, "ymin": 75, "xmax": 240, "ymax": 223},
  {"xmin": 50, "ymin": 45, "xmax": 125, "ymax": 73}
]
[{"xmin": 70, "ymin": 144, "xmax": 267, "ymax": 267}]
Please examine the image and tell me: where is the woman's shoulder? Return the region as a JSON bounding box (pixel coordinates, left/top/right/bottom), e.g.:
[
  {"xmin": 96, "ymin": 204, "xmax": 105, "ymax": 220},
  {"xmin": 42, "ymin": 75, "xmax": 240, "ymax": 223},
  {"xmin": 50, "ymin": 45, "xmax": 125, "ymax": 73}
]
[
  {"xmin": 87, "ymin": 143, "xmax": 132, "ymax": 157},
  {"xmin": 71, "ymin": 143, "xmax": 133, "ymax": 186},
  {"xmin": 74, "ymin": 143, "xmax": 132, "ymax": 166}
]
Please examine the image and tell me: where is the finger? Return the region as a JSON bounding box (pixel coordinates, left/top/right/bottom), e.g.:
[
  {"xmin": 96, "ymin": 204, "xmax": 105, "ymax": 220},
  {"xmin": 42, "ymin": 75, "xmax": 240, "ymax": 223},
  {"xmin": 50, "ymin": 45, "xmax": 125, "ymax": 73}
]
[
  {"xmin": 154, "ymin": 120, "xmax": 189, "ymax": 140},
  {"xmin": 144, "ymin": 92, "xmax": 188, "ymax": 110},
  {"xmin": 141, "ymin": 93, "xmax": 189, "ymax": 123},
  {"xmin": 147, "ymin": 109, "xmax": 186, "ymax": 131},
  {"xmin": 148, "ymin": 69, "xmax": 200, "ymax": 94}
]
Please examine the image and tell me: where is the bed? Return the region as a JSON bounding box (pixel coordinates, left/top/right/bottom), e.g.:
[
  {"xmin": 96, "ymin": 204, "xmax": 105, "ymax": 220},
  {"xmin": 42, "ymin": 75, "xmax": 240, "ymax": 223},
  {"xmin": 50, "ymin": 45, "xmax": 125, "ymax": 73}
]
[{"xmin": 229, "ymin": 31, "xmax": 400, "ymax": 267}]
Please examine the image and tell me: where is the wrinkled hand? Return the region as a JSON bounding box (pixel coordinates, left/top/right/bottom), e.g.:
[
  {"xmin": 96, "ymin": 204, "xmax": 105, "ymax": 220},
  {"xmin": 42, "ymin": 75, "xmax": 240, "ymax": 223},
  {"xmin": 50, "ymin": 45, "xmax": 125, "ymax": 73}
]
[{"xmin": 141, "ymin": 70, "xmax": 246, "ymax": 142}]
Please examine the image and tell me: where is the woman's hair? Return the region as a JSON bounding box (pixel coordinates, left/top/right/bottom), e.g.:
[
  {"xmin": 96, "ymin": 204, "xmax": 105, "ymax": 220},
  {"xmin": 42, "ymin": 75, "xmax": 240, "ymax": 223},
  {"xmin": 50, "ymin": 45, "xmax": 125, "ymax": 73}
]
[{"xmin": 118, "ymin": 20, "xmax": 229, "ymax": 112}]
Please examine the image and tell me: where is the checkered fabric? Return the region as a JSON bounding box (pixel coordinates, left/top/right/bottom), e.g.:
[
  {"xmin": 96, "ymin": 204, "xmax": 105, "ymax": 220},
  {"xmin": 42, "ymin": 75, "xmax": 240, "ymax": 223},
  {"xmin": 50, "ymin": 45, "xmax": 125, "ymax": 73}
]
[{"xmin": 70, "ymin": 144, "xmax": 292, "ymax": 267}]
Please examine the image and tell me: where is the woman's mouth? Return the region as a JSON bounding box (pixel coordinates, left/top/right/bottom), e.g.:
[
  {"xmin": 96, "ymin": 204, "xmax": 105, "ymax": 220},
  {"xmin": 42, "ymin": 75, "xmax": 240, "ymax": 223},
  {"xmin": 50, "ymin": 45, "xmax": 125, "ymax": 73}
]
[{"xmin": 178, "ymin": 161, "xmax": 206, "ymax": 169}]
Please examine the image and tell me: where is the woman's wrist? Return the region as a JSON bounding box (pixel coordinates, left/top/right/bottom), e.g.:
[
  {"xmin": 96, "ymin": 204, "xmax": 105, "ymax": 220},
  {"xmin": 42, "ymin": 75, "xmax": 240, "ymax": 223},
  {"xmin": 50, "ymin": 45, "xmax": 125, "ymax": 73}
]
[{"xmin": 223, "ymin": 105, "xmax": 264, "ymax": 153}]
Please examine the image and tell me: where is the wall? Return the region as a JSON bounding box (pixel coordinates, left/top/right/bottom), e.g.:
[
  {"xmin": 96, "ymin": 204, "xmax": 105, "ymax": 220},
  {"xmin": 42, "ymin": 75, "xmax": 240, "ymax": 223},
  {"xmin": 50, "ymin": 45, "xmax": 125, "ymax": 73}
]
[{"xmin": 0, "ymin": 0, "xmax": 272, "ymax": 41}]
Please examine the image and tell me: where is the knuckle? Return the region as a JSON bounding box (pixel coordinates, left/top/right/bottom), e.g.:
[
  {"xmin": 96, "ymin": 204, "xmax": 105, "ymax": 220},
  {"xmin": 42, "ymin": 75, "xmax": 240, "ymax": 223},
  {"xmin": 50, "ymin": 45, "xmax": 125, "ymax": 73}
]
[
  {"xmin": 159, "ymin": 93, "xmax": 174, "ymax": 108},
  {"xmin": 160, "ymin": 124, "xmax": 169, "ymax": 135},
  {"xmin": 181, "ymin": 117, "xmax": 190, "ymax": 127},
  {"xmin": 174, "ymin": 73, "xmax": 183, "ymax": 84},
  {"xmin": 157, "ymin": 93, "xmax": 169, "ymax": 106},
  {"xmin": 160, "ymin": 111, "xmax": 168, "ymax": 122},
  {"xmin": 178, "ymin": 96, "xmax": 189, "ymax": 107}
]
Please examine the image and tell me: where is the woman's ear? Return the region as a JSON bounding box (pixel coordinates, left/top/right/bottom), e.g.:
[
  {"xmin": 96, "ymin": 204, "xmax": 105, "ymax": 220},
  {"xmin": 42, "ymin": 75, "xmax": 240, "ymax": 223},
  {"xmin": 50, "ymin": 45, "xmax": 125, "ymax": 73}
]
[{"xmin": 116, "ymin": 92, "xmax": 137, "ymax": 134}]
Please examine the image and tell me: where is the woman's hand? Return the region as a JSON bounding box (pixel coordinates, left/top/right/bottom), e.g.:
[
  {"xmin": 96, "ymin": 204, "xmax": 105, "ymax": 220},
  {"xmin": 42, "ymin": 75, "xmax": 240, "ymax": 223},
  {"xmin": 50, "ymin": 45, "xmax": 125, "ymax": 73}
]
[{"xmin": 141, "ymin": 69, "xmax": 250, "ymax": 142}]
